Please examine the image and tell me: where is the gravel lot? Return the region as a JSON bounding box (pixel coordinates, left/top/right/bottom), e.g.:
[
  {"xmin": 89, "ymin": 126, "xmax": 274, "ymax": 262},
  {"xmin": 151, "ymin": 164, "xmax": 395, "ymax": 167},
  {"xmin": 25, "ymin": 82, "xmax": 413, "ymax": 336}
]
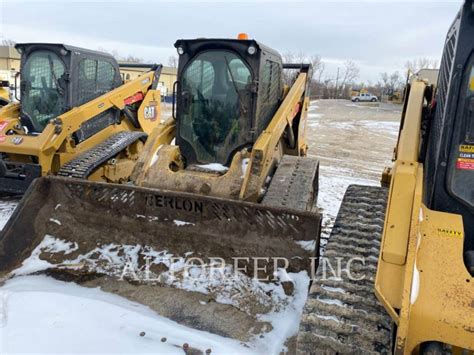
[{"xmin": 307, "ymin": 100, "xmax": 401, "ymax": 237}]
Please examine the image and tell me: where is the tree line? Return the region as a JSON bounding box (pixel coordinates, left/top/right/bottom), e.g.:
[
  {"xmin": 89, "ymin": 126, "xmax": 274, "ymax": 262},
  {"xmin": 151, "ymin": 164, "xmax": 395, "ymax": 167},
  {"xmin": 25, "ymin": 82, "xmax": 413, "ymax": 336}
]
[{"xmin": 282, "ymin": 52, "xmax": 439, "ymax": 100}]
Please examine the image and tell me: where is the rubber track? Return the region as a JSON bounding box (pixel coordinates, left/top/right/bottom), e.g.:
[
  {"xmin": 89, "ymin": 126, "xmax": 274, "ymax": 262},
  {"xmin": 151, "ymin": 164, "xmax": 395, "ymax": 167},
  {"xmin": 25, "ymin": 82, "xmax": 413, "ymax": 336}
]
[
  {"xmin": 296, "ymin": 185, "xmax": 393, "ymax": 354},
  {"xmin": 262, "ymin": 155, "xmax": 319, "ymax": 212},
  {"xmin": 58, "ymin": 131, "xmax": 146, "ymax": 179}
]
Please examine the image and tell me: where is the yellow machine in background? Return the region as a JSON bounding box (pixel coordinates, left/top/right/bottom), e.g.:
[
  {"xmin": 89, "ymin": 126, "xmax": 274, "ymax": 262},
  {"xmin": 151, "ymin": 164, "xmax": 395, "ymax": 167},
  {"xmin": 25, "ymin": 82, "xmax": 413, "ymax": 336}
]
[
  {"xmin": 0, "ymin": 43, "xmax": 163, "ymax": 194},
  {"xmin": 0, "ymin": 36, "xmax": 322, "ymax": 322}
]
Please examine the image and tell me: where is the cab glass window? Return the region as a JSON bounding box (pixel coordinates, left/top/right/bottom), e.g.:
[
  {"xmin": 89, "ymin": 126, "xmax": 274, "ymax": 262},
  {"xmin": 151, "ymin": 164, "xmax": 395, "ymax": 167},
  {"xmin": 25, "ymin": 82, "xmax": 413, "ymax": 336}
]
[
  {"xmin": 21, "ymin": 50, "xmax": 67, "ymax": 132},
  {"xmin": 179, "ymin": 50, "xmax": 253, "ymax": 164}
]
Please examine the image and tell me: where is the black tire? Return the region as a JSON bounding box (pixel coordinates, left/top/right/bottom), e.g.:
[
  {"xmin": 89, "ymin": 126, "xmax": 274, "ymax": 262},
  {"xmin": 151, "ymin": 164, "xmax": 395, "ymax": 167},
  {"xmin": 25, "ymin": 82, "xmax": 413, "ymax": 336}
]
[
  {"xmin": 371, "ymin": 98, "xmax": 377, "ymax": 102},
  {"xmin": 354, "ymin": 98, "xmax": 360, "ymax": 102}
]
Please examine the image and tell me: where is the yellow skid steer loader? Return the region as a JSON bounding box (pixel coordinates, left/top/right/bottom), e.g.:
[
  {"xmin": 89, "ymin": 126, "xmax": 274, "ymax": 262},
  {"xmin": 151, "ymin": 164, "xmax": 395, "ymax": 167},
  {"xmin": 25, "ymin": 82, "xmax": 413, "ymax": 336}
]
[
  {"xmin": 0, "ymin": 43, "xmax": 163, "ymax": 195},
  {"xmin": 0, "ymin": 36, "xmax": 321, "ymax": 300}
]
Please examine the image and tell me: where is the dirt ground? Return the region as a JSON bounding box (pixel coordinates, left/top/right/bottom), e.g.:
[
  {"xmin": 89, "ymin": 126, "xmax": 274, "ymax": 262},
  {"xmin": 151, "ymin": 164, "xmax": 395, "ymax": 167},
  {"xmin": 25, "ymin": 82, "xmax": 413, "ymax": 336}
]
[{"xmin": 306, "ymin": 100, "xmax": 401, "ymax": 236}]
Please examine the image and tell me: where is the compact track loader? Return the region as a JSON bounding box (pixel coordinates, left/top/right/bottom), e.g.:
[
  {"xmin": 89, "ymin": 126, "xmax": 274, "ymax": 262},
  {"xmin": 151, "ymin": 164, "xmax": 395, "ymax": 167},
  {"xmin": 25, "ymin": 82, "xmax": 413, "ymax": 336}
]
[
  {"xmin": 0, "ymin": 43, "xmax": 163, "ymax": 194},
  {"xmin": 0, "ymin": 36, "xmax": 322, "ymax": 339},
  {"xmin": 297, "ymin": 1, "xmax": 474, "ymax": 353}
]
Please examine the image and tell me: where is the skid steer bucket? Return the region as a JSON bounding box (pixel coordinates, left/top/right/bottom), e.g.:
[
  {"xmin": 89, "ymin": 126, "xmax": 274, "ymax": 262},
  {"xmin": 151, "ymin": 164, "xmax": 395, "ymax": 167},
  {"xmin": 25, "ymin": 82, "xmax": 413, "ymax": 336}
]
[{"xmin": 0, "ymin": 177, "xmax": 321, "ymax": 281}]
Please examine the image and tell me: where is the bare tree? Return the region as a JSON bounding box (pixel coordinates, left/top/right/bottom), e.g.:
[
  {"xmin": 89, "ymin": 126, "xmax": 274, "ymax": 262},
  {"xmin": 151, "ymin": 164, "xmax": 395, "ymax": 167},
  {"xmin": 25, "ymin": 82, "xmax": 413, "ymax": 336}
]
[
  {"xmin": 380, "ymin": 72, "xmax": 390, "ymax": 89},
  {"xmin": 335, "ymin": 60, "xmax": 359, "ymax": 98},
  {"xmin": 122, "ymin": 54, "xmax": 143, "ymax": 63},
  {"xmin": 1, "ymin": 39, "xmax": 16, "ymax": 46},
  {"xmin": 167, "ymin": 55, "xmax": 178, "ymax": 68},
  {"xmin": 96, "ymin": 47, "xmax": 142, "ymax": 63},
  {"xmin": 282, "ymin": 51, "xmax": 325, "ymax": 91},
  {"xmin": 404, "ymin": 57, "xmax": 439, "ymax": 73},
  {"xmin": 389, "ymin": 71, "xmax": 402, "ymax": 91}
]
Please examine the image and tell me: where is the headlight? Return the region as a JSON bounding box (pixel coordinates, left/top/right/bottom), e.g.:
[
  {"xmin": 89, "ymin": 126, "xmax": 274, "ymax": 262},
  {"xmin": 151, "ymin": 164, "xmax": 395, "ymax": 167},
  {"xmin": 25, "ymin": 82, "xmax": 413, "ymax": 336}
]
[
  {"xmin": 177, "ymin": 46, "xmax": 185, "ymax": 55},
  {"xmin": 248, "ymin": 46, "xmax": 256, "ymax": 55}
]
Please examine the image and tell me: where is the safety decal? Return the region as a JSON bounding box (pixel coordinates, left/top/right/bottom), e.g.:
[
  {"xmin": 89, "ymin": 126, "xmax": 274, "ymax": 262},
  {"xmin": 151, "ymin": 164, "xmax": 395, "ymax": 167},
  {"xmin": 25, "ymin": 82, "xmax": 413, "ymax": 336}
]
[
  {"xmin": 143, "ymin": 101, "xmax": 158, "ymax": 122},
  {"xmin": 470, "ymin": 77, "xmax": 474, "ymax": 92},
  {"xmin": 437, "ymin": 228, "xmax": 463, "ymax": 238},
  {"xmin": 456, "ymin": 145, "xmax": 474, "ymax": 170},
  {"xmin": 460, "ymin": 145, "xmax": 474, "ymax": 153}
]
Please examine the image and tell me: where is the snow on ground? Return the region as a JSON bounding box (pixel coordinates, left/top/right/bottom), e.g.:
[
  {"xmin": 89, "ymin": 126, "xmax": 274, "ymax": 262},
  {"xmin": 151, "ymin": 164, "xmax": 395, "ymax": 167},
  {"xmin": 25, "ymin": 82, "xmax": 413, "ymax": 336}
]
[
  {"xmin": 307, "ymin": 100, "xmax": 401, "ymax": 240},
  {"xmin": 0, "ymin": 199, "xmax": 18, "ymax": 230},
  {"xmin": 0, "ymin": 276, "xmax": 252, "ymax": 354},
  {"xmin": 2, "ymin": 231, "xmax": 311, "ymax": 353},
  {"xmin": 196, "ymin": 163, "xmax": 229, "ymax": 172}
]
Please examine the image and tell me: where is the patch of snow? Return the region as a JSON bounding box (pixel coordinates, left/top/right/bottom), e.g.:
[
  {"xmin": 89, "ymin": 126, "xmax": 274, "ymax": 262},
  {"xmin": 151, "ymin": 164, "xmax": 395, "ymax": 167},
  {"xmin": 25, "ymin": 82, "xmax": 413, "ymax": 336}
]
[
  {"xmin": 54, "ymin": 203, "xmax": 61, "ymax": 210},
  {"xmin": 0, "ymin": 276, "xmax": 252, "ymax": 354},
  {"xmin": 316, "ymin": 314, "xmax": 341, "ymax": 323},
  {"xmin": 308, "ymin": 112, "xmax": 323, "ymax": 119},
  {"xmin": 255, "ymin": 270, "xmax": 310, "ymax": 354},
  {"xmin": 13, "ymin": 235, "xmax": 79, "ymax": 276},
  {"xmin": 49, "ymin": 218, "xmax": 61, "ymax": 226},
  {"xmin": 173, "ymin": 220, "xmax": 195, "ymax": 227},
  {"xmin": 241, "ymin": 158, "xmax": 250, "ymax": 178},
  {"xmin": 317, "ymin": 298, "xmax": 344, "ymax": 307},
  {"xmin": 196, "ymin": 163, "xmax": 229, "ymax": 172},
  {"xmin": 321, "ymin": 285, "xmax": 346, "ymax": 294},
  {"xmin": 0, "ymin": 199, "xmax": 17, "ymax": 230},
  {"xmin": 149, "ymin": 145, "xmax": 163, "ymax": 167},
  {"xmin": 296, "ymin": 240, "xmax": 316, "ymax": 252},
  {"xmin": 0, "ymin": 291, "xmax": 7, "ymax": 327}
]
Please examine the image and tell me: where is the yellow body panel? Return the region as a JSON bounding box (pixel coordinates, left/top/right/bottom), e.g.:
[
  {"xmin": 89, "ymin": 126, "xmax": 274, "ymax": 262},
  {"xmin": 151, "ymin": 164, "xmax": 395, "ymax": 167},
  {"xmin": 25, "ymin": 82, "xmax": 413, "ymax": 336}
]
[
  {"xmin": 0, "ymin": 70, "xmax": 160, "ymax": 183},
  {"xmin": 382, "ymin": 161, "xmax": 418, "ymax": 265},
  {"xmin": 240, "ymin": 72, "xmax": 308, "ymax": 201},
  {"xmin": 396, "ymin": 205, "xmax": 474, "ymax": 353},
  {"xmin": 0, "ymin": 87, "xmax": 9, "ymax": 103},
  {"xmin": 376, "ymin": 79, "xmax": 474, "ymax": 352}
]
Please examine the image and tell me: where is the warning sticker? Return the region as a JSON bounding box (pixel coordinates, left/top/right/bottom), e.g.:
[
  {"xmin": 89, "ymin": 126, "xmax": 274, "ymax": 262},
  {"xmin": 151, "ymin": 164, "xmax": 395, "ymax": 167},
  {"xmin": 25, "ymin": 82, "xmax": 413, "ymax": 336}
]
[
  {"xmin": 457, "ymin": 160, "xmax": 474, "ymax": 170},
  {"xmin": 470, "ymin": 77, "xmax": 474, "ymax": 92},
  {"xmin": 460, "ymin": 145, "xmax": 474, "ymax": 153},
  {"xmin": 457, "ymin": 145, "xmax": 474, "ymax": 170}
]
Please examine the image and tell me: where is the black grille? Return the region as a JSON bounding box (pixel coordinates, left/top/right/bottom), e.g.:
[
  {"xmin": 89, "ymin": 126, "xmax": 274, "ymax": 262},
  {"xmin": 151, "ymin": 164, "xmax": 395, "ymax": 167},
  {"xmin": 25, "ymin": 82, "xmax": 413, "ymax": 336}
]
[
  {"xmin": 258, "ymin": 60, "xmax": 282, "ymax": 131},
  {"xmin": 72, "ymin": 108, "xmax": 118, "ymax": 144},
  {"xmin": 424, "ymin": 15, "xmax": 460, "ymax": 206},
  {"xmin": 77, "ymin": 59, "xmax": 116, "ymax": 106},
  {"xmin": 437, "ymin": 25, "xmax": 458, "ymax": 123}
]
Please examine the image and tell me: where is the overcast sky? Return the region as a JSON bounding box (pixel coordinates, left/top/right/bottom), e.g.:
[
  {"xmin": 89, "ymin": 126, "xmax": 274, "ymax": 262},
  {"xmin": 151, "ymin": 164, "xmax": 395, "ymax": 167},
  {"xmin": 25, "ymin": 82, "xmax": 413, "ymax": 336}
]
[{"xmin": 0, "ymin": 0, "xmax": 465, "ymax": 82}]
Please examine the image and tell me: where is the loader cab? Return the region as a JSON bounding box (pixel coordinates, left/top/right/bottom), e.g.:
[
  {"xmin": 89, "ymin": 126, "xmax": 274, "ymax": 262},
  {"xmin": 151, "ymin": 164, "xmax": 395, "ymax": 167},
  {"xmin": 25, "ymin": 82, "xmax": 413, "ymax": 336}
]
[
  {"xmin": 174, "ymin": 38, "xmax": 283, "ymax": 166},
  {"xmin": 16, "ymin": 43, "xmax": 122, "ymax": 133}
]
